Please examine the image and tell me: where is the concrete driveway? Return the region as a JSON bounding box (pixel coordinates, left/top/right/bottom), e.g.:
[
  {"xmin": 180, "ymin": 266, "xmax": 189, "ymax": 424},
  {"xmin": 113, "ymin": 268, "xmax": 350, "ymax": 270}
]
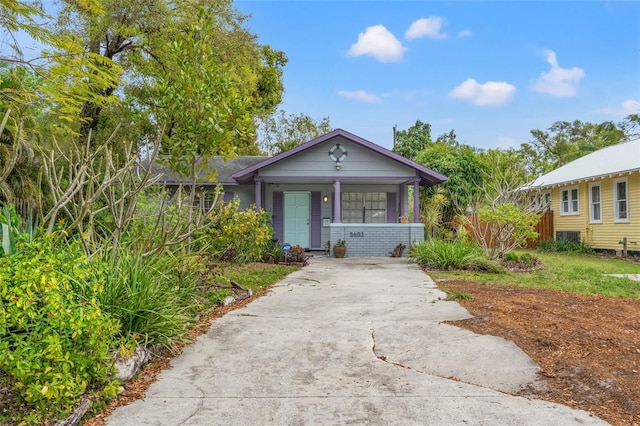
[{"xmin": 108, "ymin": 256, "xmax": 605, "ymax": 425}]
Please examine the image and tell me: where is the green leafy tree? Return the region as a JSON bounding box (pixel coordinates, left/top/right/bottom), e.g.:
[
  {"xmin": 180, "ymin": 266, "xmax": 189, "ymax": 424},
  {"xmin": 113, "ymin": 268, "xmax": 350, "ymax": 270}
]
[
  {"xmin": 393, "ymin": 119, "xmax": 433, "ymax": 160},
  {"xmin": 53, "ymin": 0, "xmax": 287, "ymax": 151},
  {"xmin": 155, "ymin": 7, "xmax": 254, "ymax": 177},
  {"xmin": 519, "ymin": 120, "xmax": 626, "ymax": 175},
  {"xmin": 415, "ymin": 140, "xmax": 487, "ymax": 223},
  {"xmin": 258, "ymin": 110, "xmax": 332, "ymax": 155},
  {"xmin": 475, "ymin": 203, "xmax": 539, "ymax": 259}
]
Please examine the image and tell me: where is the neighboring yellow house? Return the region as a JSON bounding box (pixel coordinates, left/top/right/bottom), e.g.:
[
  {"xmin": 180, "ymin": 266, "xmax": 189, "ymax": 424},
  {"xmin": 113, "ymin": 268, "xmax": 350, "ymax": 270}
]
[{"xmin": 526, "ymin": 139, "xmax": 640, "ymax": 255}]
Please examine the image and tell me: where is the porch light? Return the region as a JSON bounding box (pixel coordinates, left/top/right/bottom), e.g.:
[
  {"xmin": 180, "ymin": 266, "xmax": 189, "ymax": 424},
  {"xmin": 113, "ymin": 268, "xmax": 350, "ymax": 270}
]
[
  {"xmin": 323, "ymin": 195, "xmax": 328, "ymax": 203},
  {"xmin": 335, "ymin": 161, "xmax": 342, "ymax": 170}
]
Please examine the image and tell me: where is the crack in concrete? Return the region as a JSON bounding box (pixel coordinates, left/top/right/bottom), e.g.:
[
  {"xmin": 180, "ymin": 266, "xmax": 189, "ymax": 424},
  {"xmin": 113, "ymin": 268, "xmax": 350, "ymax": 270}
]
[
  {"xmin": 177, "ymin": 385, "xmax": 205, "ymax": 425},
  {"xmin": 370, "ymin": 329, "xmax": 411, "ymax": 370}
]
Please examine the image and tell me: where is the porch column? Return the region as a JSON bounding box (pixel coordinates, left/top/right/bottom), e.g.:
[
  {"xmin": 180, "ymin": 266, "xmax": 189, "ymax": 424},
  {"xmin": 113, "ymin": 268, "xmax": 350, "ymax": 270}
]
[
  {"xmin": 413, "ymin": 179, "xmax": 420, "ymax": 223},
  {"xmin": 333, "ymin": 179, "xmax": 341, "ymax": 223},
  {"xmin": 254, "ymin": 178, "xmax": 262, "ymax": 211}
]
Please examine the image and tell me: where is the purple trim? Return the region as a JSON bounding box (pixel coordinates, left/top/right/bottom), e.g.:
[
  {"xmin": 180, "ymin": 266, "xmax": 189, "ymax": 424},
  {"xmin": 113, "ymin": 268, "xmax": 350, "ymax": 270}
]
[
  {"xmin": 311, "ymin": 192, "xmax": 321, "ymax": 248},
  {"xmin": 252, "ymin": 176, "xmax": 417, "ymax": 183},
  {"xmin": 272, "ymin": 191, "xmax": 283, "ymax": 242},
  {"xmin": 223, "ymin": 191, "xmax": 234, "ymax": 203},
  {"xmin": 387, "ymin": 192, "xmax": 397, "ymax": 223},
  {"xmin": 399, "ymin": 185, "xmax": 406, "ymax": 217},
  {"xmin": 413, "ymin": 180, "xmax": 420, "ymax": 223},
  {"xmin": 162, "ymin": 182, "xmax": 236, "ymax": 186},
  {"xmin": 231, "ymin": 129, "xmax": 447, "ymax": 186},
  {"xmin": 333, "ymin": 180, "xmax": 341, "ymax": 223},
  {"xmin": 254, "ymin": 179, "xmax": 262, "ymax": 211}
]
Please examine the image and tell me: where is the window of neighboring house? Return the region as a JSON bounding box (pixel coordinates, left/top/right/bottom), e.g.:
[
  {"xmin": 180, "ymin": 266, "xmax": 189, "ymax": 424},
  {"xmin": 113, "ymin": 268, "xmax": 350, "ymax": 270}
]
[
  {"xmin": 614, "ymin": 178, "xmax": 629, "ymax": 222},
  {"xmin": 529, "ymin": 192, "xmax": 552, "ymax": 212},
  {"xmin": 589, "ymin": 183, "xmax": 601, "ymax": 223},
  {"xmin": 342, "ymin": 192, "xmax": 386, "ymax": 223},
  {"xmin": 560, "ymin": 186, "xmax": 579, "ymax": 215}
]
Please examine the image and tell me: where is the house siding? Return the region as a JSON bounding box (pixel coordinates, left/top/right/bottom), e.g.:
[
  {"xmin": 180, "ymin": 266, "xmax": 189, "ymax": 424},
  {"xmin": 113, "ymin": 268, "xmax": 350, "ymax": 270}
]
[
  {"xmin": 258, "ymin": 136, "xmax": 415, "ymax": 179},
  {"xmin": 552, "ymin": 172, "xmax": 640, "ymax": 253}
]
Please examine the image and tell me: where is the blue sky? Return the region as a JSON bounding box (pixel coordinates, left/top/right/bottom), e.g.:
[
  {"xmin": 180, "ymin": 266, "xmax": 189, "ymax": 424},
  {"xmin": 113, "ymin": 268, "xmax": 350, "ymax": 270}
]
[{"xmin": 236, "ymin": 1, "xmax": 640, "ymax": 151}]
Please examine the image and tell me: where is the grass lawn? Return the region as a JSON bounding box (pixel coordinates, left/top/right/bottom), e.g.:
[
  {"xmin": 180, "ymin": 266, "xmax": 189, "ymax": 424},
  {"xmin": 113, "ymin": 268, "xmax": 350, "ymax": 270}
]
[
  {"xmin": 222, "ymin": 263, "xmax": 300, "ymax": 292},
  {"xmin": 429, "ymin": 250, "xmax": 640, "ymax": 298}
]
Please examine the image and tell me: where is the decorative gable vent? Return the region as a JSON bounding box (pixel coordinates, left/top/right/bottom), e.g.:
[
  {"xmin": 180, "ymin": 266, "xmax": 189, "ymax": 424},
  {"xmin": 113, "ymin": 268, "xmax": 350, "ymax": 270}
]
[{"xmin": 556, "ymin": 231, "xmax": 581, "ymax": 243}]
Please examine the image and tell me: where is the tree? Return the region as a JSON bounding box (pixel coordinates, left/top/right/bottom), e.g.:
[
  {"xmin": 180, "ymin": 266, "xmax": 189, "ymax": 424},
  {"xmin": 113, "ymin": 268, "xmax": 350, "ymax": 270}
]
[
  {"xmin": 53, "ymin": 0, "xmax": 287, "ymax": 151},
  {"xmin": 392, "ymin": 120, "xmax": 432, "ymax": 160},
  {"xmin": 462, "ymin": 151, "xmax": 539, "ymax": 259},
  {"xmin": 156, "ymin": 7, "xmax": 255, "ymax": 178},
  {"xmin": 257, "ymin": 110, "xmax": 332, "ymax": 155},
  {"xmin": 519, "ymin": 120, "xmax": 626, "ymax": 175},
  {"xmin": 415, "ymin": 140, "xmax": 487, "ymax": 223}
]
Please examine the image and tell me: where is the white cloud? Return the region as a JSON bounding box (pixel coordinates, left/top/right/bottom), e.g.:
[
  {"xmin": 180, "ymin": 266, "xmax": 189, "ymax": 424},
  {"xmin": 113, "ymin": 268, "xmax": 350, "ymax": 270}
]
[
  {"xmin": 337, "ymin": 90, "xmax": 382, "ymax": 103},
  {"xmin": 347, "ymin": 25, "xmax": 406, "ymax": 63},
  {"xmin": 457, "ymin": 29, "xmax": 473, "ymax": 38},
  {"xmin": 405, "ymin": 17, "xmax": 448, "ymax": 40},
  {"xmin": 449, "ymin": 78, "xmax": 517, "ymax": 106},
  {"xmin": 532, "ymin": 50, "xmax": 586, "ymax": 97},
  {"xmin": 622, "ymin": 99, "xmax": 640, "ymax": 115}
]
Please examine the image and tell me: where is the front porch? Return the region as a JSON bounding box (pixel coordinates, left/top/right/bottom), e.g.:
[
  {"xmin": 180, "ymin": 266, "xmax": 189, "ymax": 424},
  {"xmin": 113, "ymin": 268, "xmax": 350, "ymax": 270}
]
[{"xmin": 329, "ymin": 223, "xmax": 424, "ymax": 257}]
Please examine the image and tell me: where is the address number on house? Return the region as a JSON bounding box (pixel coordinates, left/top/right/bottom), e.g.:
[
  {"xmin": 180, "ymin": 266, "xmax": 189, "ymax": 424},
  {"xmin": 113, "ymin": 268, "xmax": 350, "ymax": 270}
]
[{"xmin": 350, "ymin": 232, "xmax": 364, "ymax": 238}]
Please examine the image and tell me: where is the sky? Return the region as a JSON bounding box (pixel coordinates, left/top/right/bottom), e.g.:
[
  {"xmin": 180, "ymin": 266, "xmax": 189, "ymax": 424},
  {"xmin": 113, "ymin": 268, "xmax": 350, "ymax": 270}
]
[{"xmin": 236, "ymin": 0, "xmax": 640, "ymax": 151}]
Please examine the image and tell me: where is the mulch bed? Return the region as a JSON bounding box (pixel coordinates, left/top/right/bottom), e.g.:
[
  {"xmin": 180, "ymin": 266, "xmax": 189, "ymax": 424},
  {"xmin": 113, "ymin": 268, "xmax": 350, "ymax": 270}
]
[{"xmin": 441, "ymin": 280, "xmax": 640, "ymax": 426}]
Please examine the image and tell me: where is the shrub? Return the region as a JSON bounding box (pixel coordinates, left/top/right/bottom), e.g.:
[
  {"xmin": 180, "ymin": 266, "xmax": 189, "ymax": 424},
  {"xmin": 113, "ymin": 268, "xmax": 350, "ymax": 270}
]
[
  {"xmin": 538, "ymin": 239, "xmax": 594, "ymax": 254},
  {"xmin": 0, "ymin": 234, "xmax": 119, "ymax": 423},
  {"xmin": 410, "ymin": 238, "xmax": 484, "ymax": 270},
  {"xmin": 202, "ymin": 199, "xmax": 273, "ymax": 263},
  {"xmin": 262, "ymin": 239, "xmax": 284, "ymax": 263}
]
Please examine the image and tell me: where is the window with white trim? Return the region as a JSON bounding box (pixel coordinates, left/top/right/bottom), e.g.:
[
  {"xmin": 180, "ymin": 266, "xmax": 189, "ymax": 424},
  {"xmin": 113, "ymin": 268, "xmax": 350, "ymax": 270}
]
[
  {"xmin": 588, "ymin": 183, "xmax": 601, "ymax": 223},
  {"xmin": 560, "ymin": 186, "xmax": 579, "ymax": 215},
  {"xmin": 614, "ymin": 178, "xmax": 628, "ymax": 222},
  {"xmin": 342, "ymin": 192, "xmax": 386, "ymax": 223},
  {"xmin": 528, "ymin": 191, "xmax": 552, "ymax": 212}
]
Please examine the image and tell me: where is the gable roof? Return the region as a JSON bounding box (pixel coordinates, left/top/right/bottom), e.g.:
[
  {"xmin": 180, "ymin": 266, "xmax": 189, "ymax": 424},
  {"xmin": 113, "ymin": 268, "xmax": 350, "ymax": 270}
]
[
  {"xmin": 526, "ymin": 139, "xmax": 640, "ymax": 189},
  {"xmin": 231, "ymin": 128, "xmax": 447, "ymax": 186},
  {"xmin": 149, "ymin": 156, "xmax": 267, "ymax": 185}
]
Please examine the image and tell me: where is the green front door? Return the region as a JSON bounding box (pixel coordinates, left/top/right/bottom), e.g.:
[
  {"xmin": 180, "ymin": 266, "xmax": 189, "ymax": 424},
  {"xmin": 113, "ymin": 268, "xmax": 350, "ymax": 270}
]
[{"xmin": 284, "ymin": 192, "xmax": 310, "ymax": 248}]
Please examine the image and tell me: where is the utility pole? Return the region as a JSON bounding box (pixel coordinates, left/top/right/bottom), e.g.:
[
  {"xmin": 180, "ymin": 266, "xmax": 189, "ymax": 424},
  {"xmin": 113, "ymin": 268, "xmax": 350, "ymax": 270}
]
[{"xmin": 393, "ymin": 124, "xmax": 397, "ymax": 149}]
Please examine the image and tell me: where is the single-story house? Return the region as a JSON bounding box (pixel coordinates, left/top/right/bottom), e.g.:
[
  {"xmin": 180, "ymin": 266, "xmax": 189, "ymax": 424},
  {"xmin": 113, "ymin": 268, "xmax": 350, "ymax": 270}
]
[
  {"xmin": 525, "ymin": 138, "xmax": 640, "ymax": 255},
  {"xmin": 155, "ymin": 129, "xmax": 447, "ymax": 256}
]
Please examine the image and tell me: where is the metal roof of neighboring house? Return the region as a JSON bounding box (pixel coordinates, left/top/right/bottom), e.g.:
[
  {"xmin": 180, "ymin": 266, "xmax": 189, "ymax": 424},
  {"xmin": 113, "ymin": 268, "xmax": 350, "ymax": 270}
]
[
  {"xmin": 148, "ymin": 156, "xmax": 268, "ymax": 185},
  {"xmin": 231, "ymin": 128, "xmax": 447, "ymax": 186},
  {"xmin": 525, "ymin": 139, "xmax": 640, "ymax": 189}
]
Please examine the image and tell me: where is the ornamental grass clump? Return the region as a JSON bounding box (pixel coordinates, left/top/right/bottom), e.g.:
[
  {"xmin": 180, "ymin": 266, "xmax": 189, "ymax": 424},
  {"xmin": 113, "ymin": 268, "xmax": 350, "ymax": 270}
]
[
  {"xmin": 410, "ymin": 238, "xmax": 503, "ymax": 272},
  {"xmin": 86, "ymin": 246, "xmax": 203, "ymax": 351}
]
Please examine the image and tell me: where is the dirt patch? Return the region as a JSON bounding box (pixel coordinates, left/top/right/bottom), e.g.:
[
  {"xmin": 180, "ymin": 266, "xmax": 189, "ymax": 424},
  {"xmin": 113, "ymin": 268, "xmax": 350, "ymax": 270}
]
[{"xmin": 441, "ymin": 280, "xmax": 640, "ymax": 426}]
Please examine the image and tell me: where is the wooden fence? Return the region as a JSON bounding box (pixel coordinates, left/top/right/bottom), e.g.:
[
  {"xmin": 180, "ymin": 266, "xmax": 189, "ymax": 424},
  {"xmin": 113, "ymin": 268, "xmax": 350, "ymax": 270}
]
[
  {"xmin": 463, "ymin": 210, "xmax": 554, "ymax": 249},
  {"xmin": 527, "ymin": 210, "xmax": 553, "ymax": 247}
]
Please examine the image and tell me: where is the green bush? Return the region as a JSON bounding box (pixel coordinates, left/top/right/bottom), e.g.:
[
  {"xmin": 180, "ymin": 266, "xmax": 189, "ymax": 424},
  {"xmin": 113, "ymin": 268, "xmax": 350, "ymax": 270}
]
[
  {"xmin": 502, "ymin": 251, "xmax": 539, "ymax": 267},
  {"xmin": 410, "ymin": 238, "xmax": 483, "ymax": 270},
  {"xmin": 202, "ymin": 198, "xmax": 273, "ymax": 263},
  {"xmin": 0, "ymin": 234, "xmax": 119, "ymax": 423},
  {"xmin": 79, "ymin": 247, "xmax": 203, "ymax": 351},
  {"xmin": 538, "ymin": 239, "xmax": 594, "ymax": 254}
]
